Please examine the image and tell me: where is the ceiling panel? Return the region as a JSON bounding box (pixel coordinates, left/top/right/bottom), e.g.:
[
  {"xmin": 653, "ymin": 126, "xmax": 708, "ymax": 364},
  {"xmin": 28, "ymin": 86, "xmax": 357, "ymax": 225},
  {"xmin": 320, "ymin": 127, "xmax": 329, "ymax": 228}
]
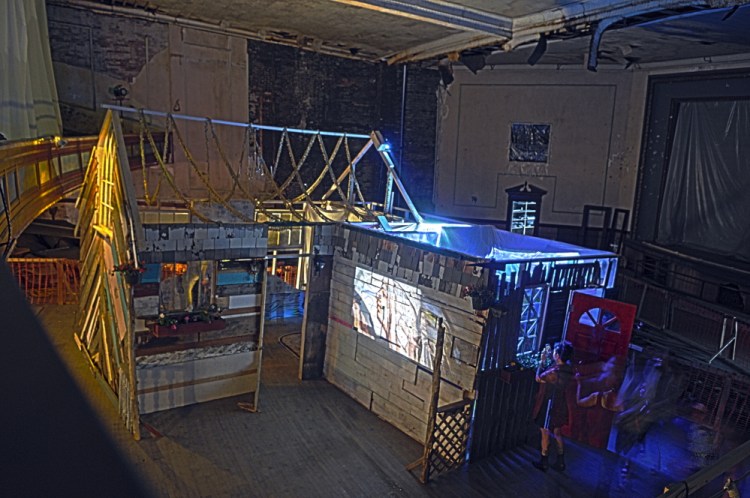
[{"xmin": 61, "ymin": 0, "xmax": 750, "ymax": 66}]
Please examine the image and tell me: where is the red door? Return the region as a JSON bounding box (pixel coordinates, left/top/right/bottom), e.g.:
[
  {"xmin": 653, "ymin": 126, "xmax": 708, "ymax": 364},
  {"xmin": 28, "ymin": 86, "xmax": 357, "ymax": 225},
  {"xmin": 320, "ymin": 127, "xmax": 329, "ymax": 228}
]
[{"xmin": 563, "ymin": 292, "xmax": 637, "ymax": 448}]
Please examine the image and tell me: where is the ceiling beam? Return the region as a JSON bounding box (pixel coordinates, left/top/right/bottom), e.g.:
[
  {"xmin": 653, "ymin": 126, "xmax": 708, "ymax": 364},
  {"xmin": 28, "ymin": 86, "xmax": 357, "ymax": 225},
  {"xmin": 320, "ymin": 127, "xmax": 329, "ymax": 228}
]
[
  {"xmin": 55, "ymin": 0, "xmax": 381, "ymax": 61},
  {"xmin": 507, "ymin": 0, "xmax": 749, "ymax": 51},
  {"xmin": 386, "ymin": 31, "xmax": 503, "ymax": 64},
  {"xmin": 330, "ymin": 0, "xmax": 512, "ymax": 37}
]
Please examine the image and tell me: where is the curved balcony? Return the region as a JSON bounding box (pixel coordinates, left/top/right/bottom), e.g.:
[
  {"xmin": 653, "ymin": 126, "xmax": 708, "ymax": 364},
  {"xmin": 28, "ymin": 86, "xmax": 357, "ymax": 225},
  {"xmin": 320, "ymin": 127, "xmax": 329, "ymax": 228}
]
[{"xmin": 0, "ymin": 134, "xmax": 166, "ymax": 258}]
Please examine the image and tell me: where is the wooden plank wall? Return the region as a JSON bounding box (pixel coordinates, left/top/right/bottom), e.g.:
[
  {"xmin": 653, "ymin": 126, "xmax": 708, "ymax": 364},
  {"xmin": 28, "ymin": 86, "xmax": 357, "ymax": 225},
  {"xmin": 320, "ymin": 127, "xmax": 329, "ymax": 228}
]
[
  {"xmin": 75, "ymin": 111, "xmax": 142, "ymax": 437},
  {"xmin": 325, "ymin": 226, "xmax": 488, "ymax": 442},
  {"xmin": 302, "ymin": 224, "xmax": 336, "ymax": 379},
  {"xmin": 136, "ymin": 347, "xmax": 259, "ymax": 414}
]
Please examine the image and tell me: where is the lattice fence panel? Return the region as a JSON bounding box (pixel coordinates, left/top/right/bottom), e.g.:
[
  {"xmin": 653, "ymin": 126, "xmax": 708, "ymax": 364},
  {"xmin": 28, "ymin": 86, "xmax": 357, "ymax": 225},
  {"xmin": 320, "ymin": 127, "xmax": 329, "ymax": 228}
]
[{"xmin": 426, "ymin": 402, "xmax": 472, "ymax": 480}]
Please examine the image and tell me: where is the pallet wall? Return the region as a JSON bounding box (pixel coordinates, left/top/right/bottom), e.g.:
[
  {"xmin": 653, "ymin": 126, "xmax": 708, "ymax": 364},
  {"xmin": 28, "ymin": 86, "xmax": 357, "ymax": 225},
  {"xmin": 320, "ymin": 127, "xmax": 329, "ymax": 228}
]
[{"xmin": 325, "ymin": 226, "xmax": 487, "ymax": 442}]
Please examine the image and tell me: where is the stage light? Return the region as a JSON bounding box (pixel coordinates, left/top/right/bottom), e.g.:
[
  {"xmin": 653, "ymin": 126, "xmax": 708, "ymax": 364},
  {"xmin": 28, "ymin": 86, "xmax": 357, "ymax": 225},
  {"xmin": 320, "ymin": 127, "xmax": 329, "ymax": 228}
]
[
  {"xmin": 110, "ymin": 84, "xmax": 129, "ymax": 99},
  {"xmin": 313, "ymin": 248, "xmax": 326, "ymax": 276},
  {"xmin": 377, "ymin": 142, "xmax": 391, "ymax": 152}
]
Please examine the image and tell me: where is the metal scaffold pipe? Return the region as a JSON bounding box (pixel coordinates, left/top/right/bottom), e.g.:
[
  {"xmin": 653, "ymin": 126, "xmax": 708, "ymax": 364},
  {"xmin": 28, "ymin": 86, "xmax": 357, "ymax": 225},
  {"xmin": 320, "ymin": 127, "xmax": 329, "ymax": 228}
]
[{"xmin": 101, "ymin": 105, "xmax": 371, "ymax": 139}]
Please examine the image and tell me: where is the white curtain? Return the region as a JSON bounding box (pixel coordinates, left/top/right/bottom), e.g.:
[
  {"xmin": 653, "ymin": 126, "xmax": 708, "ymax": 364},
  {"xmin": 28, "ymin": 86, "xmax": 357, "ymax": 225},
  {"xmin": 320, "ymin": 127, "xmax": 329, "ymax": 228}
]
[{"xmin": 0, "ymin": 0, "xmax": 62, "ymax": 140}]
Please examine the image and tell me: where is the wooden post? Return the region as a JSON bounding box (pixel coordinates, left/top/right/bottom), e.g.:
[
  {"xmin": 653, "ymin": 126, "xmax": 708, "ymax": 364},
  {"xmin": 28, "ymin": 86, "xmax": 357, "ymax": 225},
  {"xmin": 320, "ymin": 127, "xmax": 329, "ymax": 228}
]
[
  {"xmin": 253, "ymin": 257, "xmax": 269, "ymax": 410},
  {"xmin": 56, "ymin": 259, "xmax": 64, "ymax": 305},
  {"xmin": 420, "ymin": 317, "xmax": 445, "ymax": 484},
  {"xmin": 126, "ymin": 279, "xmax": 141, "ymax": 440},
  {"xmin": 112, "ymin": 112, "xmax": 141, "ymax": 439}
]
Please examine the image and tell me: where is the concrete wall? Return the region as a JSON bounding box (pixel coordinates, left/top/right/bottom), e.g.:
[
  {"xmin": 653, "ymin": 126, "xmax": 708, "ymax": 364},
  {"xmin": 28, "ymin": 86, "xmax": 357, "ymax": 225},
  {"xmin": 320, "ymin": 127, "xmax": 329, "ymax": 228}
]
[{"xmin": 434, "ymin": 66, "xmax": 644, "ymax": 227}]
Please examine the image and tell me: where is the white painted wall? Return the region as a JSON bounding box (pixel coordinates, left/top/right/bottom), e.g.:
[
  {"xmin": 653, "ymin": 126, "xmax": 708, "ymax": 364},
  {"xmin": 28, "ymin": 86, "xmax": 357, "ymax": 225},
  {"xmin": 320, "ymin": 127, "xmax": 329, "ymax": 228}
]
[
  {"xmin": 434, "ymin": 65, "xmax": 644, "ymax": 226},
  {"xmin": 434, "ymin": 56, "xmax": 750, "ymax": 230},
  {"xmin": 130, "ymin": 25, "xmax": 249, "ymax": 197}
]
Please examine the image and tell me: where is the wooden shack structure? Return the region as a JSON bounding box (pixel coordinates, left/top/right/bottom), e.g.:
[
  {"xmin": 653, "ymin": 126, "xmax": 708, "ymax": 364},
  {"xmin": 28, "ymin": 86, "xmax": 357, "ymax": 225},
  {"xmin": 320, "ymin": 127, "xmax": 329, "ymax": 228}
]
[
  {"xmin": 72, "ymin": 108, "xmax": 427, "ymax": 437},
  {"xmin": 322, "ymin": 220, "xmax": 618, "ymax": 473}
]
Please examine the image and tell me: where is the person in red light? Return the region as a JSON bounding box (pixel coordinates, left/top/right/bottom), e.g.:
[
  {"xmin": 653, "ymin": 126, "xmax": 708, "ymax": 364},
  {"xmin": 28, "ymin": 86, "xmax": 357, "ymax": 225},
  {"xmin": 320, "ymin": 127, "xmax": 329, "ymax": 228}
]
[
  {"xmin": 573, "ymin": 355, "xmax": 627, "ymax": 448},
  {"xmin": 532, "ymin": 341, "xmax": 575, "ymax": 472}
]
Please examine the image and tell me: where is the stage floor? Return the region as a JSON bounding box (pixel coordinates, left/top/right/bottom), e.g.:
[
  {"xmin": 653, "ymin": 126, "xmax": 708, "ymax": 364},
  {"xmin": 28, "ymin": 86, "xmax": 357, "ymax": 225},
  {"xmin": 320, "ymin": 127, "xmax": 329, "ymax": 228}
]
[{"xmin": 36, "ymin": 307, "xmax": 750, "ymax": 497}]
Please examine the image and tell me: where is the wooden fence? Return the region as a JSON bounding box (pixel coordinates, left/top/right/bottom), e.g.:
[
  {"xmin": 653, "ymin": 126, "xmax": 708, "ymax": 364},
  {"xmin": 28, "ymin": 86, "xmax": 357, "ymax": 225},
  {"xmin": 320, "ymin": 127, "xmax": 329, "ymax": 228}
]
[{"xmin": 7, "ymin": 257, "xmax": 79, "ymax": 305}]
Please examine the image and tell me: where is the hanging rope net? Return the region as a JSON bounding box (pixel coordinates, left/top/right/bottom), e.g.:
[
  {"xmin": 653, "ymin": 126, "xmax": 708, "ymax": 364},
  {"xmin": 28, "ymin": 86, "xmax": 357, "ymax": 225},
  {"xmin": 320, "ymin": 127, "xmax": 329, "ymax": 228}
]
[{"xmin": 128, "ymin": 107, "xmax": 421, "ymax": 225}]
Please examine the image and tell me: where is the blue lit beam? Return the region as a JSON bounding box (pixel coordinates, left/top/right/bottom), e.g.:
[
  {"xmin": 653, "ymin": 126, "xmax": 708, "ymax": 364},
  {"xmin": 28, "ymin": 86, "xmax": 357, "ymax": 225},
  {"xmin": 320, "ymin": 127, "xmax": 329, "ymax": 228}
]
[{"xmin": 371, "ymin": 131, "xmax": 423, "ymax": 224}]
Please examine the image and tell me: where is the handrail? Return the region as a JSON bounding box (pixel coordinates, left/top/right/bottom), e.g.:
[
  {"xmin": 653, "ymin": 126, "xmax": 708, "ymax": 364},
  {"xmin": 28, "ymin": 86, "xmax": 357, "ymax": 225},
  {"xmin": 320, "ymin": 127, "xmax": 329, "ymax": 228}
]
[
  {"xmin": 622, "ymin": 240, "xmax": 750, "ymax": 320},
  {"xmin": 437, "ymin": 398, "xmax": 473, "ymax": 414},
  {"xmin": 0, "ymin": 133, "xmax": 165, "ymax": 258},
  {"xmin": 660, "ymin": 438, "xmax": 750, "ymax": 497}
]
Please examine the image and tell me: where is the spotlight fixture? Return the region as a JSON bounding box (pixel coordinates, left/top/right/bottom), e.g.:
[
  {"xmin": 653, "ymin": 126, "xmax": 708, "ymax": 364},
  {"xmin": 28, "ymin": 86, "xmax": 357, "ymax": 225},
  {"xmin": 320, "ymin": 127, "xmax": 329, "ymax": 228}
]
[
  {"xmin": 313, "ymin": 248, "xmax": 326, "ymax": 276},
  {"xmin": 527, "ymin": 34, "xmax": 548, "ymax": 66},
  {"xmin": 110, "ymin": 84, "xmax": 129, "ymax": 99}
]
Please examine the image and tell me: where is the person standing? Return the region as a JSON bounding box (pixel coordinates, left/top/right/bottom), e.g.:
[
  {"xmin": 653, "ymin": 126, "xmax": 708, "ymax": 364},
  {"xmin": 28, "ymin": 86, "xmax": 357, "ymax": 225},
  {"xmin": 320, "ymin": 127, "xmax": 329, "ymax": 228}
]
[{"xmin": 532, "ymin": 341, "xmax": 575, "ymax": 471}]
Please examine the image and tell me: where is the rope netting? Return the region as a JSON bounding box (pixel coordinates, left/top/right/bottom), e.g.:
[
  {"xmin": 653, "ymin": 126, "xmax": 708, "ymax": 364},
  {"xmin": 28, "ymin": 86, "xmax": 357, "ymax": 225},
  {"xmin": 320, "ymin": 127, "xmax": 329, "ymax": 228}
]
[{"xmin": 131, "ymin": 108, "xmax": 394, "ymax": 225}]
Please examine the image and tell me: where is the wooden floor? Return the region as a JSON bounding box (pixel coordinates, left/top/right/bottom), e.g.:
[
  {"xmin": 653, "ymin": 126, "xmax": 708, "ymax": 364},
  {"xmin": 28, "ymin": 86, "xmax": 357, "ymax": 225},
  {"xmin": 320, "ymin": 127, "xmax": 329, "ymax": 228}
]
[{"xmin": 34, "ymin": 305, "xmax": 748, "ymax": 497}]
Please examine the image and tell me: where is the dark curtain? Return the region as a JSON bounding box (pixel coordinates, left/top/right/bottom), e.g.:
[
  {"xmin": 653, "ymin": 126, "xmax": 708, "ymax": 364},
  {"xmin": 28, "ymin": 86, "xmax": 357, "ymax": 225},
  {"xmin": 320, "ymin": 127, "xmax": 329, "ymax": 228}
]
[{"xmin": 657, "ymin": 100, "xmax": 750, "ymax": 261}]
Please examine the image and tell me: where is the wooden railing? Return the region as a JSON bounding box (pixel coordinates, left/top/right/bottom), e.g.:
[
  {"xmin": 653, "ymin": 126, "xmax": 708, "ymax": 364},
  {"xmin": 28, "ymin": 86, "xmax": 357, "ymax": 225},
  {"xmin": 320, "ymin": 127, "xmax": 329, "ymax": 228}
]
[
  {"xmin": 6, "ymin": 257, "xmax": 80, "ymax": 305},
  {"xmin": 0, "ymin": 133, "xmax": 166, "ymax": 258}
]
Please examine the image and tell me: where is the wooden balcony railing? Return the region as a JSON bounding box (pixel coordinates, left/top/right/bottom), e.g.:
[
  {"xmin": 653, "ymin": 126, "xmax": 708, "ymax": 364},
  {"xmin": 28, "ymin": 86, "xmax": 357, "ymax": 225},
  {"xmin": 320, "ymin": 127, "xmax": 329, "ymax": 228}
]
[{"xmin": 0, "ymin": 133, "xmax": 167, "ymax": 258}]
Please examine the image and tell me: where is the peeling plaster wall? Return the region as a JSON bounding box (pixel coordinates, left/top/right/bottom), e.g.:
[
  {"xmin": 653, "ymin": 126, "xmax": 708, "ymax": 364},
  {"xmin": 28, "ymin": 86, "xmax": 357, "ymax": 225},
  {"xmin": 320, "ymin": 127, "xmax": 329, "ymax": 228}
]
[
  {"xmin": 46, "ymin": 5, "xmax": 439, "ymax": 211},
  {"xmin": 434, "ymin": 66, "xmax": 643, "ymax": 228},
  {"xmin": 47, "ymin": 5, "xmax": 249, "ymax": 198},
  {"xmin": 47, "ymin": 4, "xmax": 169, "ymax": 135}
]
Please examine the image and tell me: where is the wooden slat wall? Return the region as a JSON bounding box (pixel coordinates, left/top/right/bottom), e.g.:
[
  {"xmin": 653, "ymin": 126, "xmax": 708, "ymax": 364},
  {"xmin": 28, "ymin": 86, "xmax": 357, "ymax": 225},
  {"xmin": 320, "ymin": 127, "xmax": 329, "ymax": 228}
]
[
  {"xmin": 325, "ymin": 226, "xmax": 486, "ymax": 442},
  {"xmin": 471, "ymin": 368, "xmax": 537, "ymax": 460},
  {"xmin": 75, "ymin": 111, "xmax": 143, "ymax": 438}
]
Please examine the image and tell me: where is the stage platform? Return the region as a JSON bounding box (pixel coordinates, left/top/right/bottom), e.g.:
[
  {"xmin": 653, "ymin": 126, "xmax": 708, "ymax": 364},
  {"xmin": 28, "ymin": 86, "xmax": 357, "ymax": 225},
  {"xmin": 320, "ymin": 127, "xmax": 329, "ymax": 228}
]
[{"xmin": 33, "ymin": 306, "xmax": 750, "ymax": 497}]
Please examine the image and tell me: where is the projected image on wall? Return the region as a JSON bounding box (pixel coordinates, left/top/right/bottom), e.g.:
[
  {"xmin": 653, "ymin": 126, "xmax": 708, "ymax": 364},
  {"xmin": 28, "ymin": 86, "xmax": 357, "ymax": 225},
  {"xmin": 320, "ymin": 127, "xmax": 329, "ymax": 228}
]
[{"xmin": 353, "ymin": 267, "xmax": 440, "ymax": 369}]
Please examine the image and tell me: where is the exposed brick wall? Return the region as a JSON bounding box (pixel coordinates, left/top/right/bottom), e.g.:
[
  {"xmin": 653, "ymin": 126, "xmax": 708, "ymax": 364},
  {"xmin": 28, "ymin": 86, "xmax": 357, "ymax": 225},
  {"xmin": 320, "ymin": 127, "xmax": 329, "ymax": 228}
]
[
  {"xmin": 47, "ymin": 5, "xmax": 168, "ymax": 135},
  {"xmin": 402, "ymin": 67, "xmax": 440, "ymax": 212},
  {"xmin": 46, "ymin": 6, "xmax": 438, "ymax": 211},
  {"xmin": 248, "ymin": 42, "xmax": 438, "ymax": 212},
  {"xmin": 47, "ymin": 5, "xmax": 168, "ymax": 82}
]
